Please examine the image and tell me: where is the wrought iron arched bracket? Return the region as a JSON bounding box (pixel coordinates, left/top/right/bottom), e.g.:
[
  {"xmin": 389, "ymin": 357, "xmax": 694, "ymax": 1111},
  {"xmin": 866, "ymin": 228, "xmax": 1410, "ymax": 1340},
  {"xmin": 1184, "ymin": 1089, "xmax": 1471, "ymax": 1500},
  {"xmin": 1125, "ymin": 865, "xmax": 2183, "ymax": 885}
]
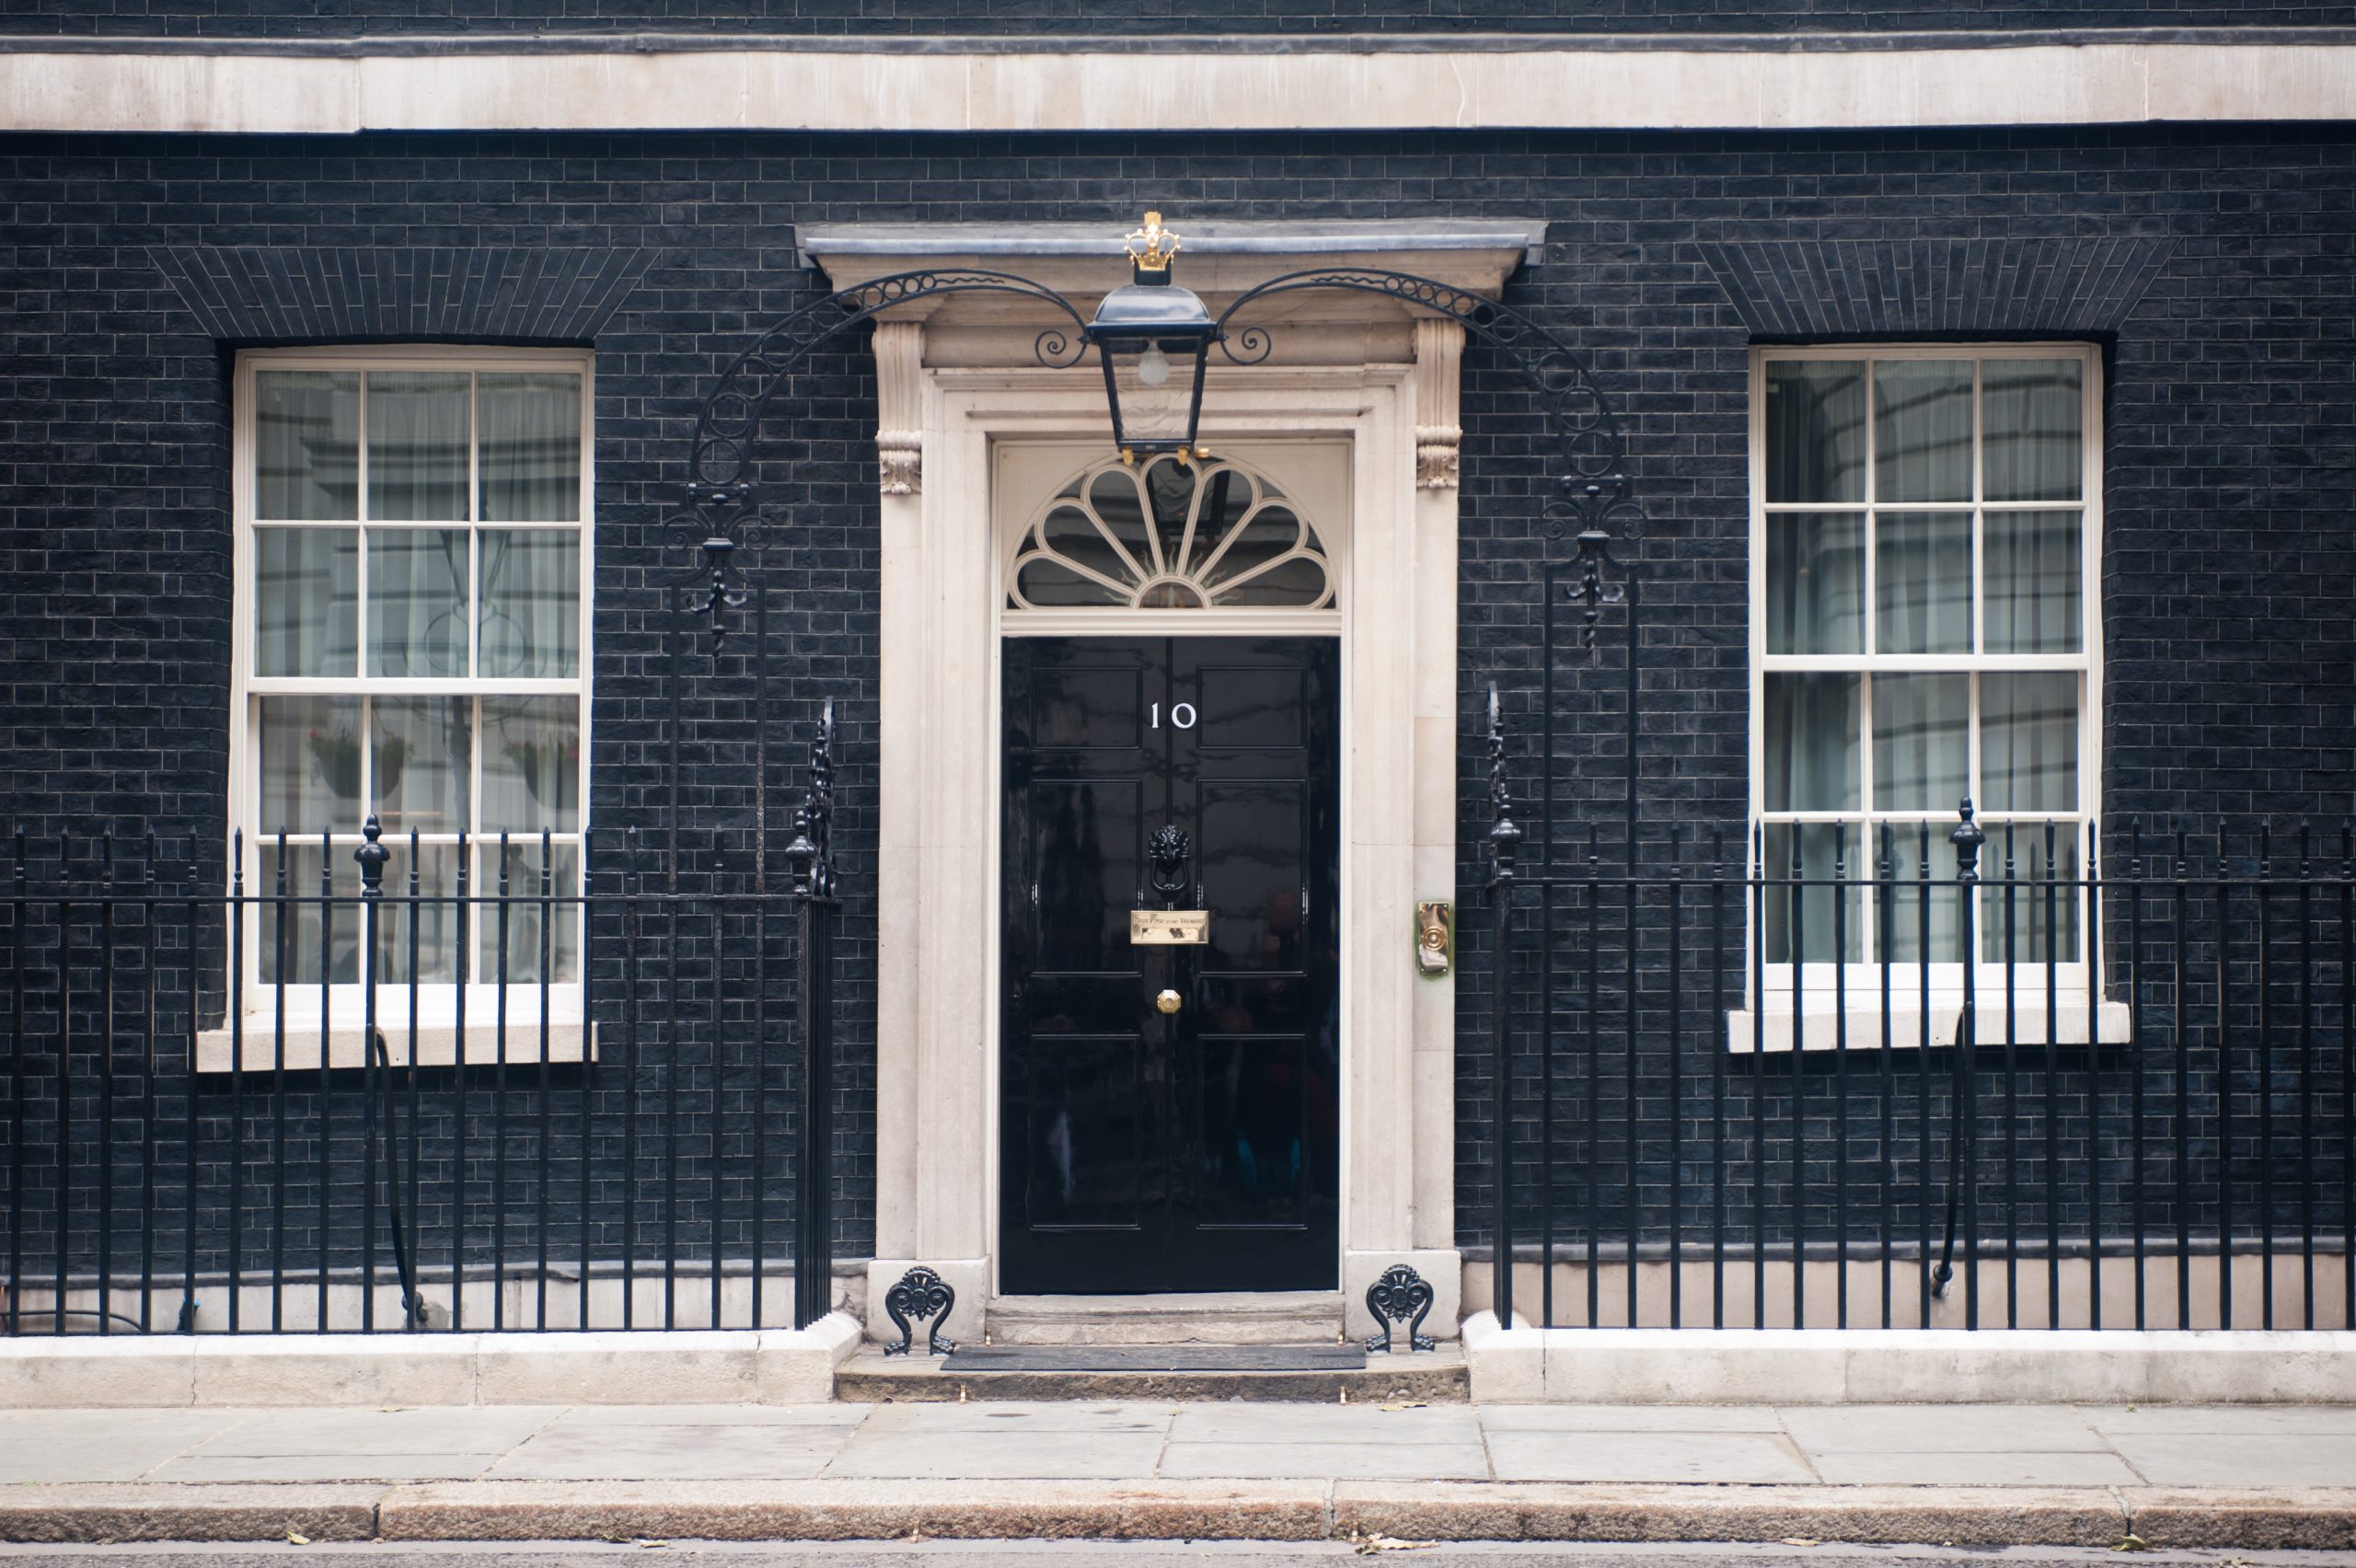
[
  {"xmin": 691, "ymin": 268, "xmax": 1090, "ymax": 492},
  {"xmin": 668, "ymin": 262, "xmax": 1646, "ymax": 649},
  {"xmin": 1213, "ymin": 268, "xmax": 1646, "ymax": 548},
  {"xmin": 661, "ymin": 270, "xmax": 1093, "ymax": 640}
]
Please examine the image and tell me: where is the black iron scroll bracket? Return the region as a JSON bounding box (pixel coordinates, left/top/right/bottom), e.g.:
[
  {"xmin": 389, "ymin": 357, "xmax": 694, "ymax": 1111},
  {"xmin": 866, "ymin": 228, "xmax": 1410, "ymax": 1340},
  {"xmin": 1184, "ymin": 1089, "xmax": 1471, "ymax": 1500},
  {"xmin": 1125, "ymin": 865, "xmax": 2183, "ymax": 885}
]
[
  {"xmin": 881, "ymin": 1265, "xmax": 958, "ymax": 1357},
  {"xmin": 672, "ymin": 264, "xmax": 1644, "ymax": 658},
  {"xmin": 1214, "ymin": 267, "xmax": 1646, "ymax": 555},
  {"xmin": 1364, "ymin": 1264, "xmax": 1438, "ymax": 1354}
]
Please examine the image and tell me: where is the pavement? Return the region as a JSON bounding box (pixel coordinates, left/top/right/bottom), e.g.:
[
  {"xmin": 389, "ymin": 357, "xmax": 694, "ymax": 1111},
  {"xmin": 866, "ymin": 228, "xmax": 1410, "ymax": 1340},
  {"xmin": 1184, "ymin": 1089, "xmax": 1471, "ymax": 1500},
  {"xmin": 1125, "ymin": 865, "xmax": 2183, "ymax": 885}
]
[{"xmin": 1, "ymin": 1401, "xmax": 2353, "ymax": 1550}]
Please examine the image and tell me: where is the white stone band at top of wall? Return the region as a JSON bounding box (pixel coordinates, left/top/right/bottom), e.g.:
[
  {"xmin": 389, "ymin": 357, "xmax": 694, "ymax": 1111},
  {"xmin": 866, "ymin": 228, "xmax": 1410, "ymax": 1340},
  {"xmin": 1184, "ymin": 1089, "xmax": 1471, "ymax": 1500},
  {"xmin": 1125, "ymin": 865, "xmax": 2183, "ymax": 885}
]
[{"xmin": 0, "ymin": 41, "xmax": 2350, "ymax": 135}]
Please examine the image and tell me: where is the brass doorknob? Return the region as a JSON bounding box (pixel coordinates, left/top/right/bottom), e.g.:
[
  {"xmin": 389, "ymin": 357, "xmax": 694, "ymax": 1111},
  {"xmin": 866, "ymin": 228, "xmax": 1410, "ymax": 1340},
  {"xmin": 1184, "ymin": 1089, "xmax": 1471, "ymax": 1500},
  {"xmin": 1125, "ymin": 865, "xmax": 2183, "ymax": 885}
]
[{"xmin": 1154, "ymin": 988, "xmax": 1183, "ymax": 1015}]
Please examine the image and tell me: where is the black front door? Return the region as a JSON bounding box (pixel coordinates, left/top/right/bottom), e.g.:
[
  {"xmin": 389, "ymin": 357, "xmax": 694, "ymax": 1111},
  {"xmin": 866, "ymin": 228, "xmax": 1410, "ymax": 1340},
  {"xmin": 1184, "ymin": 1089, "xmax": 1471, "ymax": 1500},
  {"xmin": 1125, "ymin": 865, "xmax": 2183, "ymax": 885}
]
[{"xmin": 1000, "ymin": 635, "xmax": 1340, "ymax": 1294}]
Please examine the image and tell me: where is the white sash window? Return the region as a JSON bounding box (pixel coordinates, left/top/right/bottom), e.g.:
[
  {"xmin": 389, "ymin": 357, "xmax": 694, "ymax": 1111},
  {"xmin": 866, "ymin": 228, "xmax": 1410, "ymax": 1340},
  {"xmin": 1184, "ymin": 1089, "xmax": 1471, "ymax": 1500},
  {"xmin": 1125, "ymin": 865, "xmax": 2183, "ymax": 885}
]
[
  {"xmin": 1750, "ymin": 344, "xmax": 2101, "ymax": 995},
  {"xmin": 226, "ymin": 347, "xmax": 592, "ymax": 1044}
]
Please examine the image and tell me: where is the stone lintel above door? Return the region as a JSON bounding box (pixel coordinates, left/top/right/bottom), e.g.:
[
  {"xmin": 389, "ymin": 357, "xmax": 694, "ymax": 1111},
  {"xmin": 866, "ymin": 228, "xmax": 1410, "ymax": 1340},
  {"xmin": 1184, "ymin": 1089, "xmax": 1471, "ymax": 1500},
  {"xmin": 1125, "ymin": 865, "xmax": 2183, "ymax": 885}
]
[
  {"xmin": 800, "ymin": 218, "xmax": 1542, "ymax": 367},
  {"xmin": 800, "ymin": 216, "xmax": 1544, "ymax": 306}
]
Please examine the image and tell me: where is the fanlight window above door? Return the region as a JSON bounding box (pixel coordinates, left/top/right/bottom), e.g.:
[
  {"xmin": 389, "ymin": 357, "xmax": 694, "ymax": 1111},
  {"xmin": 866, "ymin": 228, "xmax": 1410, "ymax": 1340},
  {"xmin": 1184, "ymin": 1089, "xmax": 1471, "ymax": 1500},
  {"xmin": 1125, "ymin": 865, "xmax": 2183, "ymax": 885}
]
[{"xmin": 1008, "ymin": 455, "xmax": 1334, "ymax": 612}]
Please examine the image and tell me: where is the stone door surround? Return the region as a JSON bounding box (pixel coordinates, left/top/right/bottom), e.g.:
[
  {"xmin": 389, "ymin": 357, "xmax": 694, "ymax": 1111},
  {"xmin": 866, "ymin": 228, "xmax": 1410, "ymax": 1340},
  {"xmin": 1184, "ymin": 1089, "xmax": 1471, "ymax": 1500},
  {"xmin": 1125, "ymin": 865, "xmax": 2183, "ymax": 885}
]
[{"xmin": 808, "ymin": 219, "xmax": 1540, "ymax": 1343}]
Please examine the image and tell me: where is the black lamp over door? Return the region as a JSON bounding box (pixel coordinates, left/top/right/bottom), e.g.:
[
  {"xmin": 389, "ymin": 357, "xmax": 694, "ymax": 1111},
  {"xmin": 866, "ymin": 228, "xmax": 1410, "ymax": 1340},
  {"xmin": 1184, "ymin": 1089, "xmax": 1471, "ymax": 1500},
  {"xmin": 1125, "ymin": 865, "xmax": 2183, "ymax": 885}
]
[{"xmin": 1085, "ymin": 213, "xmax": 1221, "ymax": 464}]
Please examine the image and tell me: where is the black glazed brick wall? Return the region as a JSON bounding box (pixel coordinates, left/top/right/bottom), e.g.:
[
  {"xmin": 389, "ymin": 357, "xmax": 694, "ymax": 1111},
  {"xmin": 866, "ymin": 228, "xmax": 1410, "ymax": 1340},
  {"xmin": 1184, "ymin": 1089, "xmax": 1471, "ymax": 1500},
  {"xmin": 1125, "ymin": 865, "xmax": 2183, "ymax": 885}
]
[
  {"xmin": 1, "ymin": 124, "xmax": 2351, "ymax": 1272},
  {"xmin": 17, "ymin": 0, "xmax": 2356, "ymax": 36}
]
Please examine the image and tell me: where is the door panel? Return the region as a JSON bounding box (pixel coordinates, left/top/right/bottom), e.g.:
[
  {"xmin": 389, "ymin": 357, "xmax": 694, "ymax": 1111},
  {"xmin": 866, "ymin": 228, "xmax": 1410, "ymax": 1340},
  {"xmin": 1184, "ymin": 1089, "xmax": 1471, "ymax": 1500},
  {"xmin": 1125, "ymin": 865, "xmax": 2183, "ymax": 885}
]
[{"xmin": 1000, "ymin": 635, "xmax": 1339, "ymax": 1294}]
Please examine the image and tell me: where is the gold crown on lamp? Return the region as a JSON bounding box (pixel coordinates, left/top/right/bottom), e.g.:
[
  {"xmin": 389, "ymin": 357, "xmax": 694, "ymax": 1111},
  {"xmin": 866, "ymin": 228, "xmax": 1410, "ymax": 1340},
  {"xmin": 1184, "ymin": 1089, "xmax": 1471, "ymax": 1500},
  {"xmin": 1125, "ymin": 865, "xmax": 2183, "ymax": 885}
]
[{"xmin": 1124, "ymin": 211, "xmax": 1181, "ymax": 271}]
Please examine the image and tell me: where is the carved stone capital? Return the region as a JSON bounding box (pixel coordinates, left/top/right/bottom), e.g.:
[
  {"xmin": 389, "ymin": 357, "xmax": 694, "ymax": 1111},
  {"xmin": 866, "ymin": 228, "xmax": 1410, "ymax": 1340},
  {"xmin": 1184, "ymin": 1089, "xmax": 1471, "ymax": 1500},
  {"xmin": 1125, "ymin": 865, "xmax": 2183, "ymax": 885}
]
[
  {"xmin": 1415, "ymin": 423, "xmax": 1462, "ymax": 489},
  {"xmin": 1410, "ymin": 318, "xmax": 1465, "ymax": 491},
  {"xmin": 873, "ymin": 320, "xmax": 925, "ymax": 497},
  {"xmin": 877, "ymin": 430, "xmax": 922, "ymax": 495}
]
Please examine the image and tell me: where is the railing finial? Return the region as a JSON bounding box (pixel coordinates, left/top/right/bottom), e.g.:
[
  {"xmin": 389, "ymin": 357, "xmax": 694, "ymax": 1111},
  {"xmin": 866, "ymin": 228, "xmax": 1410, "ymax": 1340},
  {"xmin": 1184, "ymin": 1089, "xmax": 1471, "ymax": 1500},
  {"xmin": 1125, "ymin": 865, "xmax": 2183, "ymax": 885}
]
[
  {"xmin": 354, "ymin": 814, "xmax": 388, "ymax": 895},
  {"xmin": 1485, "ymin": 686, "xmax": 1522, "ymax": 888}
]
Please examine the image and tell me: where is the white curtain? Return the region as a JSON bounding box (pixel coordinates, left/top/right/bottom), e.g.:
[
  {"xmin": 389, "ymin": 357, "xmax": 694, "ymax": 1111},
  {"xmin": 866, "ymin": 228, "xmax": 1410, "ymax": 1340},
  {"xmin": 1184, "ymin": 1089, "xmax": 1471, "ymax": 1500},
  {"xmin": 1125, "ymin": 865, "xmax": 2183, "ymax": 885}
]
[
  {"xmin": 479, "ymin": 374, "xmax": 581, "ymax": 522},
  {"xmin": 367, "ymin": 372, "xmax": 469, "ymax": 521}
]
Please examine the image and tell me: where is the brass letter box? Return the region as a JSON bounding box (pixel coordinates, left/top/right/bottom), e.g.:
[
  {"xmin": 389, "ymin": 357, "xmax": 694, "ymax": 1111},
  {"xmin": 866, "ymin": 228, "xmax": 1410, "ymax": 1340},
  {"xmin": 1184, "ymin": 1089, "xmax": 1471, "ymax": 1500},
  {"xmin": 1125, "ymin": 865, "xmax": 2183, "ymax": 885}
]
[{"xmin": 1130, "ymin": 909, "xmax": 1210, "ymax": 945}]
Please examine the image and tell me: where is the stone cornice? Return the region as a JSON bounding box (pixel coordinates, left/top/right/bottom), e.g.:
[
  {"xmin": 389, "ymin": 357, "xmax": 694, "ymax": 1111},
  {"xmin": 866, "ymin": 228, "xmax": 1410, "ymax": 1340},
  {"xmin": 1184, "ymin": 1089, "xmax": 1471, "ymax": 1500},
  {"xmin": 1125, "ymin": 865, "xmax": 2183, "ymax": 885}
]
[{"xmin": 0, "ymin": 36, "xmax": 2350, "ymax": 133}]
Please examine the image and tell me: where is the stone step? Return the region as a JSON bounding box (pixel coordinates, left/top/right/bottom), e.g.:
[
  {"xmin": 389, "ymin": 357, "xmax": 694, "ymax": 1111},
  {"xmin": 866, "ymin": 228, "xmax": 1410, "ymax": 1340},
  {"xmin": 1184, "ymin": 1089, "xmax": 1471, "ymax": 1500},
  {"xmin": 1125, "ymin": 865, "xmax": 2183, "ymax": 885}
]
[
  {"xmin": 834, "ymin": 1341, "xmax": 1467, "ymax": 1403},
  {"xmin": 983, "ymin": 1290, "xmax": 1345, "ymax": 1346}
]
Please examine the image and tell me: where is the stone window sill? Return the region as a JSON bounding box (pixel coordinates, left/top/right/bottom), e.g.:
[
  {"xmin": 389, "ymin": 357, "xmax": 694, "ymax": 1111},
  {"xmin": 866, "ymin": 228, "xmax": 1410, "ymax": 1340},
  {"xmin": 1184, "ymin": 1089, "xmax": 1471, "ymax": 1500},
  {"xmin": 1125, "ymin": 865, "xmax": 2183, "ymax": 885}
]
[
  {"xmin": 196, "ymin": 999, "xmax": 595, "ymax": 1073},
  {"xmin": 1726, "ymin": 997, "xmax": 2131, "ymax": 1055}
]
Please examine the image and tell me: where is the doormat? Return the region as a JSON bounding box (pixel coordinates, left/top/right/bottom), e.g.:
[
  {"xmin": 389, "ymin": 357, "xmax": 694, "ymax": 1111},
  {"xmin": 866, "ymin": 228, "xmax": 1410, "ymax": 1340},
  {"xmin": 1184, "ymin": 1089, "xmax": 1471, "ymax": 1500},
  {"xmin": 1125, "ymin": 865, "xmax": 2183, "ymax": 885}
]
[{"xmin": 940, "ymin": 1343, "xmax": 1368, "ymax": 1372}]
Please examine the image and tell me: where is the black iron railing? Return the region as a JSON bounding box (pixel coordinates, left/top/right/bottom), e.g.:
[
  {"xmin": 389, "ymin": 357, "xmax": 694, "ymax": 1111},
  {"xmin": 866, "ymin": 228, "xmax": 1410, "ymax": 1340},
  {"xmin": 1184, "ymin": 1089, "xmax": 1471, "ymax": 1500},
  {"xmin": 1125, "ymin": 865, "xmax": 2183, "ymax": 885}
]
[
  {"xmin": 2, "ymin": 721, "xmax": 844, "ymax": 1338},
  {"xmin": 1481, "ymin": 690, "xmax": 2356, "ymax": 1333}
]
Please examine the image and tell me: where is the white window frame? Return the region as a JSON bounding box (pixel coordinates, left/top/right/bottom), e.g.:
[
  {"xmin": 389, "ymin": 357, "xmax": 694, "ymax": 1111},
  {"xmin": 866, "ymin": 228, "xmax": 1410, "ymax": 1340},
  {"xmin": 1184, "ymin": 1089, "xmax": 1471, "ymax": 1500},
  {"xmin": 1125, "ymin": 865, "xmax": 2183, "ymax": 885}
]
[
  {"xmin": 214, "ymin": 345, "xmax": 595, "ymax": 1067},
  {"xmin": 1743, "ymin": 343, "xmax": 2116, "ymax": 1045}
]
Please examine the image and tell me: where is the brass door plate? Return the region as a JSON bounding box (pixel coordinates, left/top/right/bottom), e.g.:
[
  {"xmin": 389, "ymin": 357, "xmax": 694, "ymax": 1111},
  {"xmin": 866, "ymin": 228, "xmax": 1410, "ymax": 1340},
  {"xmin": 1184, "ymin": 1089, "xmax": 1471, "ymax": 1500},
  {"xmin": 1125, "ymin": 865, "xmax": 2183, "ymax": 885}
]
[
  {"xmin": 1131, "ymin": 909, "xmax": 1210, "ymax": 945},
  {"xmin": 1415, "ymin": 900, "xmax": 1454, "ymax": 976}
]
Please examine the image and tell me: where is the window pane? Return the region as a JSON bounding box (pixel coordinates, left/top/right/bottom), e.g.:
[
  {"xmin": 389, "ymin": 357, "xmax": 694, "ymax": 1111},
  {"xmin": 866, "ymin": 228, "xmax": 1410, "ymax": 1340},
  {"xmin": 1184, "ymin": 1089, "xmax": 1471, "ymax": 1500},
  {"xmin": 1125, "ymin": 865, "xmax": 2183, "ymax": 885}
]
[
  {"xmin": 375, "ymin": 841, "xmax": 462, "ymax": 985},
  {"xmin": 258, "ymin": 840, "xmax": 362, "ymax": 986},
  {"xmin": 479, "ymin": 531, "xmax": 580, "ymax": 677},
  {"xmin": 367, "ymin": 371, "xmax": 471, "ymax": 522},
  {"xmin": 255, "ymin": 371, "xmax": 358, "ymax": 521},
  {"xmin": 1873, "ymin": 361, "xmax": 1973, "ymax": 503},
  {"xmin": 1985, "ymin": 510, "xmax": 2083, "ymax": 653},
  {"xmin": 479, "ymin": 373, "xmax": 582, "ymax": 523},
  {"xmin": 1981, "ymin": 673, "xmax": 2079, "ymax": 814},
  {"xmin": 1762, "ymin": 674, "xmax": 1860, "ymax": 813},
  {"xmin": 1877, "ymin": 824, "xmax": 1961, "ymax": 967},
  {"xmin": 257, "ymin": 696, "xmax": 362, "ymax": 835},
  {"xmin": 481, "ymin": 697, "xmax": 580, "ymax": 832},
  {"xmin": 1875, "ymin": 511, "xmax": 1971, "ymax": 653},
  {"xmin": 1765, "ymin": 513, "xmax": 1864, "ymax": 654},
  {"xmin": 479, "ymin": 840, "xmax": 580, "ymax": 984},
  {"xmin": 254, "ymin": 526, "xmax": 358, "ymax": 677},
  {"xmin": 1873, "ymin": 673, "xmax": 1969, "ymax": 812},
  {"xmin": 367, "ymin": 529, "xmax": 468, "ymax": 677},
  {"xmin": 1761, "ymin": 823, "xmax": 1864, "ymax": 963},
  {"xmin": 1982, "ymin": 359, "xmax": 2083, "ymax": 502},
  {"xmin": 1764, "ymin": 361, "xmax": 1865, "ymax": 503},
  {"xmin": 1982, "ymin": 823, "xmax": 2081, "ymax": 964},
  {"xmin": 372, "ymin": 697, "xmax": 470, "ymax": 836}
]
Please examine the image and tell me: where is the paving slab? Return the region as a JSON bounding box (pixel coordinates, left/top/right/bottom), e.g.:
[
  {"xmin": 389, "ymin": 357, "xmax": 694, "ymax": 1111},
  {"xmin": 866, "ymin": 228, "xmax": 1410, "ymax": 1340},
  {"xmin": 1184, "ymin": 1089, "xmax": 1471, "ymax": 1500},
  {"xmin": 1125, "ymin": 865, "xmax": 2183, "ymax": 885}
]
[
  {"xmin": 175, "ymin": 1405, "xmax": 563, "ymax": 1457},
  {"xmin": 1477, "ymin": 1404, "xmax": 1785, "ymax": 1433},
  {"xmin": 0, "ymin": 1412, "xmax": 246, "ymax": 1484},
  {"xmin": 535, "ymin": 1403, "xmax": 867, "ymax": 1431},
  {"xmin": 491, "ymin": 1425, "xmax": 844, "ymax": 1481},
  {"xmin": 1780, "ymin": 1403, "xmax": 2108, "ymax": 1453},
  {"xmin": 144, "ymin": 1451, "xmax": 499, "ymax": 1483},
  {"xmin": 2103, "ymin": 1432, "xmax": 2356, "ymax": 1489},
  {"xmin": 2084, "ymin": 1403, "xmax": 2356, "ymax": 1435},
  {"xmin": 852, "ymin": 1401, "xmax": 1172, "ymax": 1436},
  {"xmin": 1169, "ymin": 1402, "xmax": 1480, "ymax": 1444},
  {"xmin": 1484, "ymin": 1430, "xmax": 1818, "ymax": 1485},
  {"xmin": 1807, "ymin": 1449, "xmax": 2142, "ymax": 1487},
  {"xmin": 1157, "ymin": 1440, "xmax": 1490, "ymax": 1480},
  {"xmin": 821, "ymin": 1428, "xmax": 1172, "ymax": 1480}
]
